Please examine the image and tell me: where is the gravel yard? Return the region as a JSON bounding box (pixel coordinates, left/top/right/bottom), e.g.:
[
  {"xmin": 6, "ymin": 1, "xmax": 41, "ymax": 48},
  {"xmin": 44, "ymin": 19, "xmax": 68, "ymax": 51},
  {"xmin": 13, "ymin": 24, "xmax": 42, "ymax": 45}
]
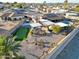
[
  {"xmin": 20, "ymin": 33, "xmax": 65, "ymax": 59},
  {"xmin": 0, "ymin": 21, "xmax": 20, "ymax": 35}
]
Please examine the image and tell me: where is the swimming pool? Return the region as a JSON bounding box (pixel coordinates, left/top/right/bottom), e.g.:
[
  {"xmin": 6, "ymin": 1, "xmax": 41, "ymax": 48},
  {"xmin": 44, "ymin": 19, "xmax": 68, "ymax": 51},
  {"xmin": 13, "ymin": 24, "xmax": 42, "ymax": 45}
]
[{"xmin": 51, "ymin": 30, "xmax": 79, "ymax": 59}]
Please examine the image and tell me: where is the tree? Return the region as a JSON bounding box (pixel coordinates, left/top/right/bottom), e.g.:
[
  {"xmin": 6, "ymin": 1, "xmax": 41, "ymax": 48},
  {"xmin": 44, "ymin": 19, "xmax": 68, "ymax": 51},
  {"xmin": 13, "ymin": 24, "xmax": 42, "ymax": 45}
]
[
  {"xmin": 39, "ymin": 4, "xmax": 43, "ymax": 11},
  {"xmin": 0, "ymin": 35, "xmax": 5, "ymax": 57},
  {"xmin": 43, "ymin": 1, "xmax": 46, "ymax": 6},
  {"xmin": 5, "ymin": 2, "xmax": 12, "ymax": 9},
  {"xmin": 50, "ymin": 42, "xmax": 56, "ymax": 48},
  {"xmin": 39, "ymin": 1, "xmax": 47, "ymax": 11},
  {"xmin": 49, "ymin": 25, "xmax": 61, "ymax": 34},
  {"xmin": 17, "ymin": 3, "xmax": 23, "ymax": 8},
  {"xmin": 6, "ymin": 2, "xmax": 10, "ymax": 4},
  {"xmin": 74, "ymin": 5, "xmax": 79, "ymax": 12},
  {"xmin": 14, "ymin": 2, "xmax": 17, "ymax": 4},
  {"xmin": 63, "ymin": 0, "xmax": 69, "ymax": 9},
  {"xmin": 0, "ymin": 35, "xmax": 24, "ymax": 59},
  {"xmin": 13, "ymin": 2, "xmax": 18, "ymax": 7}
]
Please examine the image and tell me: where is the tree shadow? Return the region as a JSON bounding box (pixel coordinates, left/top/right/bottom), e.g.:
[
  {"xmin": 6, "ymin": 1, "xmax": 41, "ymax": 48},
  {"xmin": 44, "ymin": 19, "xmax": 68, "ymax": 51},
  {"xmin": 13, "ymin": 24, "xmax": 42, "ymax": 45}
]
[
  {"xmin": 28, "ymin": 53, "xmax": 41, "ymax": 59},
  {"xmin": 0, "ymin": 24, "xmax": 4, "ymax": 27}
]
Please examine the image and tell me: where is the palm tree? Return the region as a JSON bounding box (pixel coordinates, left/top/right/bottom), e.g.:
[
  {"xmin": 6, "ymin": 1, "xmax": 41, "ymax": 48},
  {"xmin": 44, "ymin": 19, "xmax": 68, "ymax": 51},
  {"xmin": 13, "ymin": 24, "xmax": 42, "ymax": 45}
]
[{"xmin": 0, "ymin": 35, "xmax": 23, "ymax": 59}]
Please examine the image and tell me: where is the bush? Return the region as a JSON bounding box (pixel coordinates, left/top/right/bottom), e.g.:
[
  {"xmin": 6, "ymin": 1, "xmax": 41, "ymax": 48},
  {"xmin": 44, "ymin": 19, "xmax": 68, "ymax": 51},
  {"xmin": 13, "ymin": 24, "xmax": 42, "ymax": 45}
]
[
  {"xmin": 0, "ymin": 37, "xmax": 4, "ymax": 46},
  {"xmin": 49, "ymin": 25, "xmax": 61, "ymax": 34},
  {"xmin": 74, "ymin": 5, "xmax": 79, "ymax": 12},
  {"xmin": 13, "ymin": 56, "xmax": 25, "ymax": 59}
]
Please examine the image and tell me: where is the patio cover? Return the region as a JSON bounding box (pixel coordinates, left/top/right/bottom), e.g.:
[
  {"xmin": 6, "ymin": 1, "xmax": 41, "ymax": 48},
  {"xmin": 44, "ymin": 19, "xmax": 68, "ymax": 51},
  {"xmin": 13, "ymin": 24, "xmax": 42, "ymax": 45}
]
[
  {"xmin": 39, "ymin": 19, "xmax": 54, "ymax": 26},
  {"xmin": 55, "ymin": 22, "xmax": 69, "ymax": 27},
  {"xmin": 30, "ymin": 23, "xmax": 42, "ymax": 28}
]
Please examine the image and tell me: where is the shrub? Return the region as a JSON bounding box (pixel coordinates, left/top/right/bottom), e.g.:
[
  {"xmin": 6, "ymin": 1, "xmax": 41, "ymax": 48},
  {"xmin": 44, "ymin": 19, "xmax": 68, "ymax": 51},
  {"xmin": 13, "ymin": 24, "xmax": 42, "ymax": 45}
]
[
  {"xmin": 74, "ymin": 5, "xmax": 79, "ymax": 12},
  {"xmin": 49, "ymin": 25, "xmax": 61, "ymax": 34}
]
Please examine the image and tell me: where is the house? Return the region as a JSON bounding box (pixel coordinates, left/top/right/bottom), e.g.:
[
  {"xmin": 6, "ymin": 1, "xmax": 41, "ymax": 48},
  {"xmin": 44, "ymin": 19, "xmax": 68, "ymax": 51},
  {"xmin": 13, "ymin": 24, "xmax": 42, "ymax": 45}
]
[
  {"xmin": 0, "ymin": 8, "xmax": 28, "ymax": 21},
  {"xmin": 49, "ymin": 20, "xmax": 73, "ymax": 34},
  {"xmin": 0, "ymin": 2, "xmax": 4, "ymax": 9},
  {"xmin": 42, "ymin": 13, "xmax": 65, "ymax": 22},
  {"xmin": 0, "ymin": 12, "xmax": 27, "ymax": 21},
  {"xmin": 55, "ymin": 21, "xmax": 73, "ymax": 27},
  {"xmin": 12, "ymin": 8, "xmax": 27, "ymax": 14},
  {"xmin": 0, "ymin": 13, "xmax": 12, "ymax": 21},
  {"xmin": 51, "ymin": 9, "xmax": 68, "ymax": 14},
  {"xmin": 39, "ymin": 19, "xmax": 54, "ymax": 26},
  {"xmin": 65, "ymin": 12, "xmax": 79, "ymax": 20}
]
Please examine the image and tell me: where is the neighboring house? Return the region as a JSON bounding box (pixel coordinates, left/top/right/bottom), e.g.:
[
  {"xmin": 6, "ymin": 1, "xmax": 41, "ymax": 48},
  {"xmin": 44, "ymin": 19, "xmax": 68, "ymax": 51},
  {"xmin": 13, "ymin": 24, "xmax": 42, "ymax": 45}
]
[
  {"xmin": 0, "ymin": 2, "xmax": 4, "ymax": 9},
  {"xmin": 42, "ymin": 13, "xmax": 65, "ymax": 22},
  {"xmin": 49, "ymin": 20, "xmax": 73, "ymax": 34},
  {"xmin": 0, "ymin": 13, "xmax": 11, "ymax": 21},
  {"xmin": 51, "ymin": 9, "xmax": 68, "ymax": 14},
  {"xmin": 0, "ymin": 12, "xmax": 26, "ymax": 21},
  {"xmin": 11, "ymin": 13, "xmax": 27, "ymax": 20},
  {"xmin": 0, "ymin": 8, "xmax": 43, "ymax": 22},
  {"xmin": 65, "ymin": 12, "xmax": 79, "ymax": 20},
  {"xmin": 0, "ymin": 8, "xmax": 28, "ymax": 21},
  {"xmin": 12, "ymin": 8, "xmax": 27, "ymax": 14},
  {"xmin": 55, "ymin": 21, "xmax": 73, "ymax": 27}
]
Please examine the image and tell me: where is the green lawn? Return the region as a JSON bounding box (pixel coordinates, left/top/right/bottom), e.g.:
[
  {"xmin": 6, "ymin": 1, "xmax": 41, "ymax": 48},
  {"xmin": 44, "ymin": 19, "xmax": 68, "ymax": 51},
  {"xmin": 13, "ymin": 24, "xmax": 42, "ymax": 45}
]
[{"xmin": 13, "ymin": 26, "xmax": 30, "ymax": 41}]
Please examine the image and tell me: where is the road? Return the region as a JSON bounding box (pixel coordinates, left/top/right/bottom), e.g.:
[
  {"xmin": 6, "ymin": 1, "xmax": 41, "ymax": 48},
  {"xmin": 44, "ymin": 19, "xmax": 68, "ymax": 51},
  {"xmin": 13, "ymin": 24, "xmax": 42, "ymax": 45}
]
[
  {"xmin": 55, "ymin": 27, "xmax": 79, "ymax": 59},
  {"xmin": 44, "ymin": 27, "xmax": 79, "ymax": 59}
]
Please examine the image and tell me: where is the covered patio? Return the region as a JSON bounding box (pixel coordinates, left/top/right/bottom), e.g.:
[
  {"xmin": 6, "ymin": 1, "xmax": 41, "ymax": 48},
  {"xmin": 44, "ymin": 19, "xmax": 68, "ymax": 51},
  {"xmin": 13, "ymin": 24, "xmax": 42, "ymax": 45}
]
[{"xmin": 39, "ymin": 19, "xmax": 54, "ymax": 26}]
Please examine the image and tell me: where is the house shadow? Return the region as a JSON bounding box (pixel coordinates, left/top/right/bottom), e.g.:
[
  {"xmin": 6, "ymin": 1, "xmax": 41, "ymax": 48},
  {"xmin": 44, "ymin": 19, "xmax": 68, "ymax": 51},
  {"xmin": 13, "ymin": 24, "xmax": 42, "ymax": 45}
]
[{"xmin": 0, "ymin": 24, "xmax": 4, "ymax": 27}]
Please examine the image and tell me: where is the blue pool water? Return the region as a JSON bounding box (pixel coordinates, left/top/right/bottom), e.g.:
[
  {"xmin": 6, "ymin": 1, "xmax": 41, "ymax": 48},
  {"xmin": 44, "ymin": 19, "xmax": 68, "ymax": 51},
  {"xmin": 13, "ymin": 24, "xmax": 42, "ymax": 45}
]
[{"xmin": 50, "ymin": 31, "xmax": 79, "ymax": 59}]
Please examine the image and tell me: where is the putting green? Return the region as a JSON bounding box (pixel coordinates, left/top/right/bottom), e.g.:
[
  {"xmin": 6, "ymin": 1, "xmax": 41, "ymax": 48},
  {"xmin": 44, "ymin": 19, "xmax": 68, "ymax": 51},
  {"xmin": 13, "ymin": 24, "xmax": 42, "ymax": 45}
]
[{"xmin": 13, "ymin": 26, "xmax": 30, "ymax": 41}]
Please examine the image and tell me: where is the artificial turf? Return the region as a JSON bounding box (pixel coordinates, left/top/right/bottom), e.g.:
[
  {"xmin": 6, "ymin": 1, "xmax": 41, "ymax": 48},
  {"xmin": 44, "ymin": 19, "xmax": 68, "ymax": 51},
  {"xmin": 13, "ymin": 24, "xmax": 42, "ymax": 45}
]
[{"xmin": 13, "ymin": 26, "xmax": 30, "ymax": 41}]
